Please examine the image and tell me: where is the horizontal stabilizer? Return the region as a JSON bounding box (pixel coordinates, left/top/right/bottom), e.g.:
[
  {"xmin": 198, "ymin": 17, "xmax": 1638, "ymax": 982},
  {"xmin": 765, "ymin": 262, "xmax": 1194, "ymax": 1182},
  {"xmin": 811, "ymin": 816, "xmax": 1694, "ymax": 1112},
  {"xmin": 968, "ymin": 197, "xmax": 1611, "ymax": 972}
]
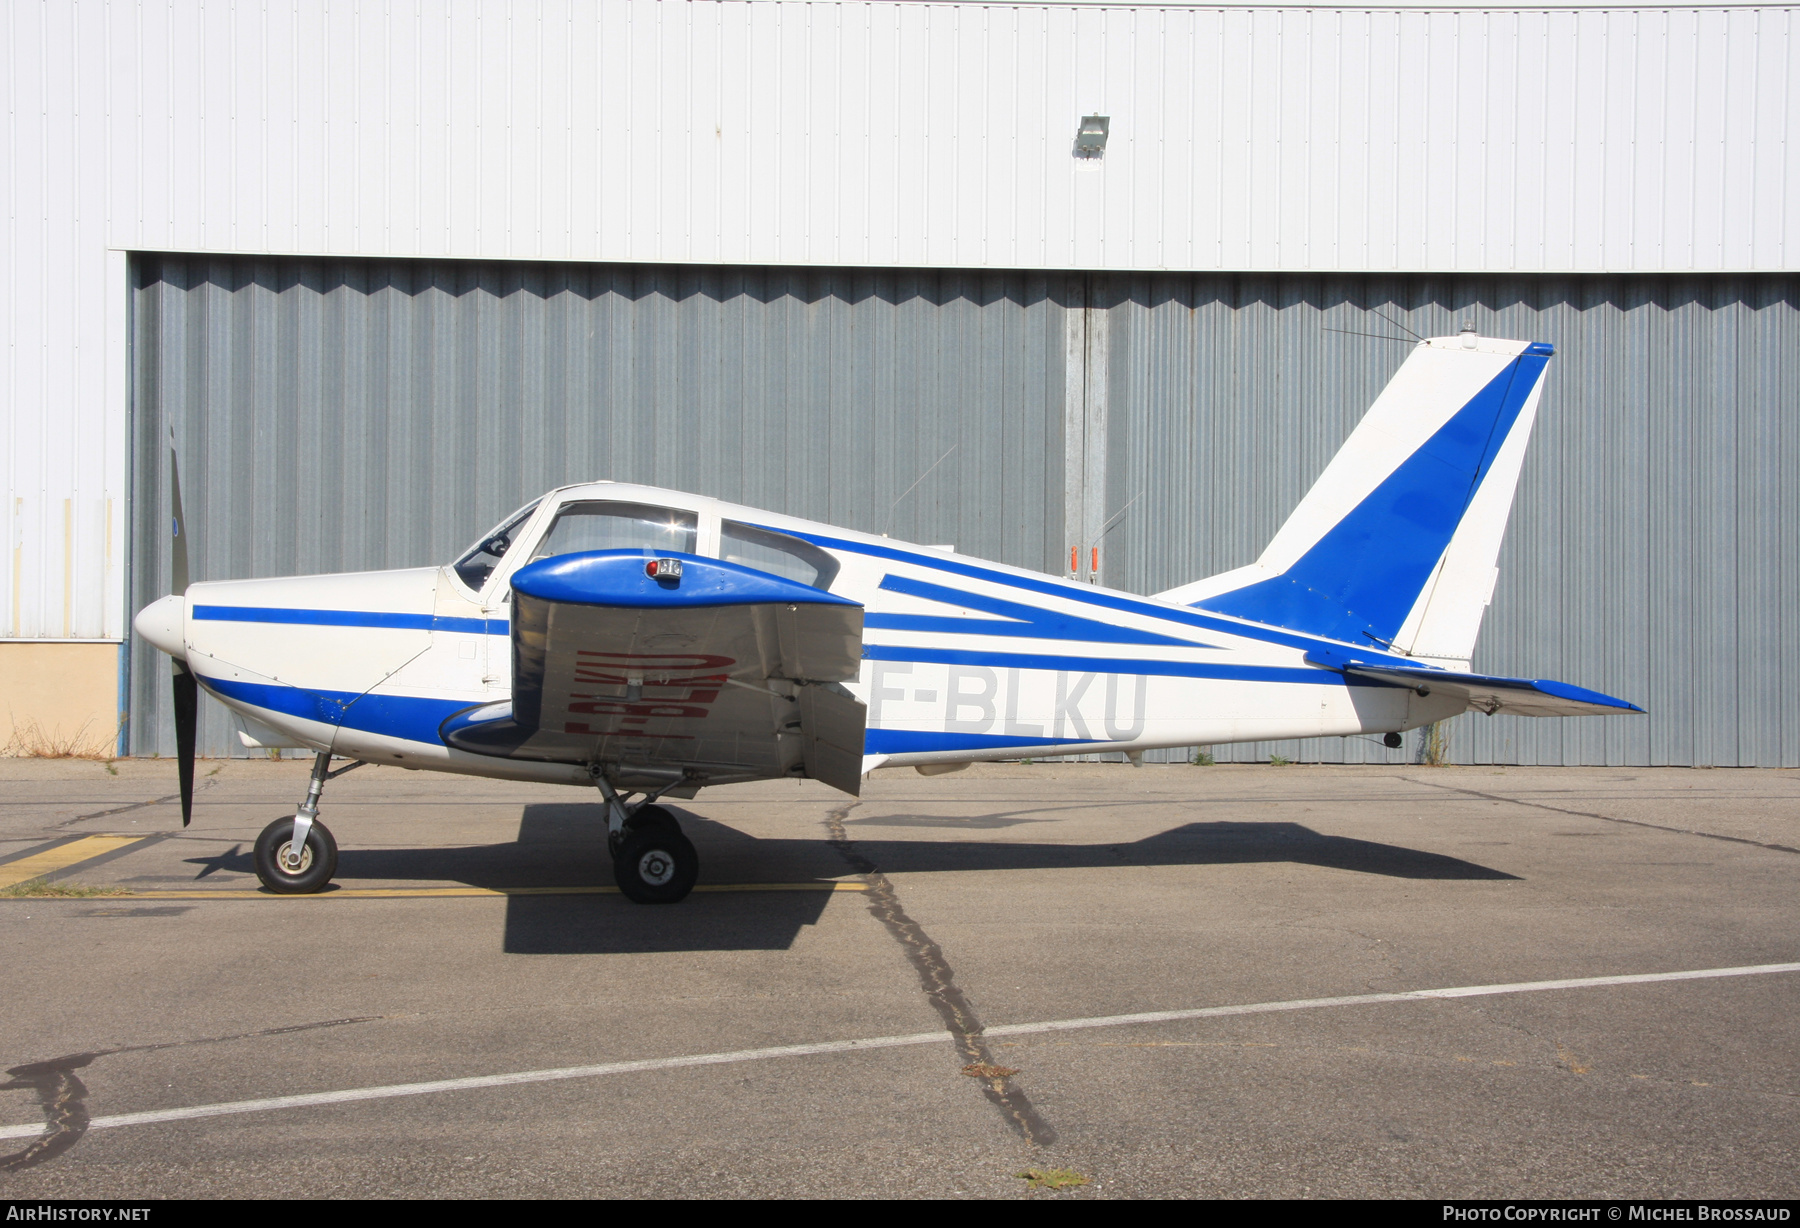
[{"xmin": 1304, "ymin": 648, "xmax": 1644, "ymax": 718}]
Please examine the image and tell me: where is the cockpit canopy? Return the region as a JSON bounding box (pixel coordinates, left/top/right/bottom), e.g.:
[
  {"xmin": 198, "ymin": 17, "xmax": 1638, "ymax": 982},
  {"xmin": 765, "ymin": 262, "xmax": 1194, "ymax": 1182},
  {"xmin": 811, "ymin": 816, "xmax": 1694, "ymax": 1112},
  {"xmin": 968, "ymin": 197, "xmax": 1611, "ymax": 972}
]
[
  {"xmin": 719, "ymin": 520, "xmax": 839, "ymax": 590},
  {"xmin": 452, "ymin": 493, "xmax": 839, "ymax": 595},
  {"xmin": 530, "ymin": 501, "xmax": 697, "ymax": 561},
  {"xmin": 452, "ymin": 499, "xmax": 540, "ymax": 591}
]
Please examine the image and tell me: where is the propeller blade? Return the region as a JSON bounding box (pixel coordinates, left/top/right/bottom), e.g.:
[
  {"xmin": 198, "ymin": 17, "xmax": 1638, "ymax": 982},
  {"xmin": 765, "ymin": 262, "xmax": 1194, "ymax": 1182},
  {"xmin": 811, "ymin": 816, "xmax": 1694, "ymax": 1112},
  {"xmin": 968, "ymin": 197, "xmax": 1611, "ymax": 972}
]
[
  {"xmin": 172, "ymin": 660, "xmax": 197, "ymax": 827},
  {"xmin": 168, "ymin": 432, "xmax": 189, "ymax": 597},
  {"xmin": 169, "ymin": 432, "xmax": 196, "ymax": 824}
]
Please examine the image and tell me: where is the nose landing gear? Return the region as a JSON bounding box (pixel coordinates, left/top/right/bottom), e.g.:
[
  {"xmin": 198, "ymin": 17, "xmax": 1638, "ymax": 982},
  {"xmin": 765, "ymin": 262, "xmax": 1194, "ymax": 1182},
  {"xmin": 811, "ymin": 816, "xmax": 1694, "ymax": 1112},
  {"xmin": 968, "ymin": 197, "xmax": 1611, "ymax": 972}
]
[{"xmin": 251, "ymin": 751, "xmax": 364, "ymax": 894}]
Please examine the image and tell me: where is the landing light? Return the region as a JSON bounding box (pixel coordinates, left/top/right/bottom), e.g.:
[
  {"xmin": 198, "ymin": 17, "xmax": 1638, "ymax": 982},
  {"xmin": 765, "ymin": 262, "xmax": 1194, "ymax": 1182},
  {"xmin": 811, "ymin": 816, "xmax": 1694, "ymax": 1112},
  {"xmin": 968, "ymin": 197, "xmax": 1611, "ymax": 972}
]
[{"xmin": 646, "ymin": 558, "xmax": 683, "ymax": 580}]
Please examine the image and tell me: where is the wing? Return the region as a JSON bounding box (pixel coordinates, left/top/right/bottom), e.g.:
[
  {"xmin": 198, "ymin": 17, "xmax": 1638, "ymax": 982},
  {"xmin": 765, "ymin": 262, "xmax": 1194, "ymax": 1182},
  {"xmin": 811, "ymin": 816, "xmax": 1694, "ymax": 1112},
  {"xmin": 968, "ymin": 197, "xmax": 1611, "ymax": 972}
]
[
  {"xmin": 1303, "ymin": 649, "xmax": 1644, "ymax": 718},
  {"xmin": 441, "ymin": 550, "xmax": 867, "ymax": 794}
]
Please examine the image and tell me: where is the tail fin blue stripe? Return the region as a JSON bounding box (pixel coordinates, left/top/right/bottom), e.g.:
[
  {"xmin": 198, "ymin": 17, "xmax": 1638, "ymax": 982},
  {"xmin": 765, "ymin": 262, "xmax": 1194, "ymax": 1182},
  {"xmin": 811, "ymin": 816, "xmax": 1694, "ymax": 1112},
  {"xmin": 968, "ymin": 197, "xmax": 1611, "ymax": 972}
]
[{"xmin": 1195, "ymin": 349, "xmax": 1551, "ymax": 646}]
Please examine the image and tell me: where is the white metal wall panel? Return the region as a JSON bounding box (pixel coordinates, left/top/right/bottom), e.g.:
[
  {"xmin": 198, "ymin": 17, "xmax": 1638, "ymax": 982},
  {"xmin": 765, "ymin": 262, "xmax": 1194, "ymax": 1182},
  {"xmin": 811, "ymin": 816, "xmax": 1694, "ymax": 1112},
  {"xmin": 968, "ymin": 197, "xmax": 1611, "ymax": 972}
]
[
  {"xmin": 5, "ymin": 0, "xmax": 1799, "ymax": 640},
  {"xmin": 15, "ymin": 1, "xmax": 1800, "ymax": 274}
]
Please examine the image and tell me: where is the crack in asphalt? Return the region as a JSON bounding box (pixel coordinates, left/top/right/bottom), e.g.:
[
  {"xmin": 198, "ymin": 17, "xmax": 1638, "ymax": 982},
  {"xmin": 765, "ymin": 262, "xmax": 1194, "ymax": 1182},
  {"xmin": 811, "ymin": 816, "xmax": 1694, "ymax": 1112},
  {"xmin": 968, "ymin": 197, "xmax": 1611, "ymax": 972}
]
[
  {"xmin": 55, "ymin": 778, "xmax": 220, "ymax": 829},
  {"xmin": 824, "ymin": 802, "xmax": 1057, "ymax": 1147},
  {"xmin": 1401, "ymin": 776, "xmax": 1800, "ymax": 855},
  {"xmin": 0, "ymin": 1015, "xmax": 386, "ymax": 1171}
]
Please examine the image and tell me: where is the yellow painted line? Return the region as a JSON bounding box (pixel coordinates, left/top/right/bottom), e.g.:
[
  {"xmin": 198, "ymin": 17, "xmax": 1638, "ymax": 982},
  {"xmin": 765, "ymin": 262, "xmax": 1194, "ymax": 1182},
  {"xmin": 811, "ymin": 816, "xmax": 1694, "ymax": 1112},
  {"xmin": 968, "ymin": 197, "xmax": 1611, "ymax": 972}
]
[
  {"xmin": 0, "ymin": 835, "xmax": 147, "ymax": 889},
  {"xmin": 1, "ymin": 881, "xmax": 870, "ymax": 900},
  {"xmin": 693, "ymin": 882, "xmax": 867, "ymax": 894}
]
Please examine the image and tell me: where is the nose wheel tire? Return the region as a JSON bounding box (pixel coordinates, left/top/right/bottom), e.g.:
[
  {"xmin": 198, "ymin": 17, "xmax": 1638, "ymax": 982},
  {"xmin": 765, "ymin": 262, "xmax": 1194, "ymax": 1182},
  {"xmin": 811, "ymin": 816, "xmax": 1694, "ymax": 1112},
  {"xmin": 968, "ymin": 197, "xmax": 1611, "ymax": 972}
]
[
  {"xmin": 612, "ymin": 824, "xmax": 699, "ymax": 904},
  {"xmin": 253, "ymin": 816, "xmax": 338, "ymax": 894}
]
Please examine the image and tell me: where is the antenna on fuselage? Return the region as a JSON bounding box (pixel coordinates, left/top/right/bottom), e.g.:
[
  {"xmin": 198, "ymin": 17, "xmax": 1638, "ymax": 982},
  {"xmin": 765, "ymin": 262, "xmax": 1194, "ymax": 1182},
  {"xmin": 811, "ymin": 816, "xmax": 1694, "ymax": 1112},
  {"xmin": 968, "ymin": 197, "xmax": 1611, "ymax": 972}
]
[
  {"xmin": 882, "ymin": 443, "xmax": 959, "ymax": 538},
  {"xmin": 1081, "ymin": 489, "xmax": 1144, "ymax": 583},
  {"xmin": 1373, "ymin": 308, "xmax": 1424, "ymax": 341},
  {"xmin": 1323, "ymin": 306, "xmax": 1425, "ymax": 346}
]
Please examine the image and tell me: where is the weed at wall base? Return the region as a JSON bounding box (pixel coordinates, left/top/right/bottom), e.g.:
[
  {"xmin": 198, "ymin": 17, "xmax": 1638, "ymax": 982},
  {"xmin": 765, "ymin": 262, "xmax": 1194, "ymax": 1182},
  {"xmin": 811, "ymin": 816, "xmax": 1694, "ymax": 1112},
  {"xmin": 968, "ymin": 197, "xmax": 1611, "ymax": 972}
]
[
  {"xmin": 2, "ymin": 715, "xmax": 122, "ymax": 761},
  {"xmin": 1418, "ymin": 721, "xmax": 1451, "ymax": 767}
]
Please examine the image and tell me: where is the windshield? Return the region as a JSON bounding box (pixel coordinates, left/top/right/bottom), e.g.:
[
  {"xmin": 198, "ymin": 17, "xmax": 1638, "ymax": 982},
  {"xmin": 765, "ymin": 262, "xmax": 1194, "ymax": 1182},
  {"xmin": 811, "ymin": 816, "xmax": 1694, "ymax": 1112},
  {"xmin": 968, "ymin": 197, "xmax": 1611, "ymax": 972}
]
[
  {"xmin": 720, "ymin": 521, "xmax": 840, "ymax": 590},
  {"xmin": 530, "ymin": 501, "xmax": 698, "ymax": 561},
  {"xmin": 452, "ymin": 500, "xmax": 541, "ymax": 592}
]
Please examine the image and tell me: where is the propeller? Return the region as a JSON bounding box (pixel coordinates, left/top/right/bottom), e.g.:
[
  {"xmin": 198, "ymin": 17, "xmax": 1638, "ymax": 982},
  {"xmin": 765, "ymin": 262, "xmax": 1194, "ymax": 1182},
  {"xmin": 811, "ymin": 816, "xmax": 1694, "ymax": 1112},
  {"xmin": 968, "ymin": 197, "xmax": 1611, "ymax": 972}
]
[{"xmin": 169, "ymin": 434, "xmax": 197, "ymax": 827}]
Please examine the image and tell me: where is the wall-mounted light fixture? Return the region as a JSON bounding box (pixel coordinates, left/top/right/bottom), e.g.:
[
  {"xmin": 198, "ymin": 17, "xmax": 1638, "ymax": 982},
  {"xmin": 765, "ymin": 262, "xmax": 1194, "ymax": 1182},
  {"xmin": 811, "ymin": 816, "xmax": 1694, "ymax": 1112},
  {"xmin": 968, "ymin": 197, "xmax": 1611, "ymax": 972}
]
[{"xmin": 1074, "ymin": 115, "xmax": 1110, "ymax": 158}]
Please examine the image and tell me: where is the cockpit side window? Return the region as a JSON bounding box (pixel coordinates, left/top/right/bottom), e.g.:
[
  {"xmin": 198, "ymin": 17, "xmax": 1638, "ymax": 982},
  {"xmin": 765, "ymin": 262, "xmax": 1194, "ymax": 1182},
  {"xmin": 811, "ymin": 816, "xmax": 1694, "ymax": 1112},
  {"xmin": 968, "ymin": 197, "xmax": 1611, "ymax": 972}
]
[
  {"xmin": 453, "ymin": 499, "xmax": 542, "ymax": 592},
  {"xmin": 720, "ymin": 521, "xmax": 841, "ymax": 590},
  {"xmin": 530, "ymin": 501, "xmax": 699, "ymax": 561}
]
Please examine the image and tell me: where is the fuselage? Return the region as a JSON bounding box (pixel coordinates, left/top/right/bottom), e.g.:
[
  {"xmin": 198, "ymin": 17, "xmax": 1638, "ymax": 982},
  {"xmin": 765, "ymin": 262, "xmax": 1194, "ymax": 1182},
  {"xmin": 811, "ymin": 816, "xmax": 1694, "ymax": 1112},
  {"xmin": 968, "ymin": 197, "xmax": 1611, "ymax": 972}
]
[{"xmin": 136, "ymin": 481, "xmax": 1461, "ymax": 786}]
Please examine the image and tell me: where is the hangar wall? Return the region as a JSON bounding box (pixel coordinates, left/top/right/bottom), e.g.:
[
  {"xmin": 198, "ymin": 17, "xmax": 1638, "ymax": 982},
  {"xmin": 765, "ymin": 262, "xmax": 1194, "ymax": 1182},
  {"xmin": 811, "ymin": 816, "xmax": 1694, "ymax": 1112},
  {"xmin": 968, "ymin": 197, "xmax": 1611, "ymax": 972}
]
[
  {"xmin": 9, "ymin": 0, "xmax": 1800, "ymax": 658},
  {"xmin": 129, "ymin": 254, "xmax": 1800, "ymax": 768}
]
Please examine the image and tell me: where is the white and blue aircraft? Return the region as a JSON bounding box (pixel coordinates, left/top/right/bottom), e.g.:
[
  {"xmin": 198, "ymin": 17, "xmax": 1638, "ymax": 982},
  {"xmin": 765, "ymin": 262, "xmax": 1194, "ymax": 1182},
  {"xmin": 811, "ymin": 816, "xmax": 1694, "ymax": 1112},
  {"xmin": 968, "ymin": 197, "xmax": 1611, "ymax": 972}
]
[{"xmin": 133, "ymin": 331, "xmax": 1642, "ymax": 902}]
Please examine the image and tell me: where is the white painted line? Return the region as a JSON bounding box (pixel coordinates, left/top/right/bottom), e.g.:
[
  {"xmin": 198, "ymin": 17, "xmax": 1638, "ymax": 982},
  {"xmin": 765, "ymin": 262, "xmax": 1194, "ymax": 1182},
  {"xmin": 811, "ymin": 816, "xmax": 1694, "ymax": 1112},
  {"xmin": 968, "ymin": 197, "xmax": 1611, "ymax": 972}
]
[
  {"xmin": 3, "ymin": 960, "xmax": 1795, "ymax": 1143},
  {"xmin": 0, "ymin": 1030, "xmax": 950, "ymax": 1142},
  {"xmin": 982, "ymin": 962, "xmax": 1800, "ymax": 1037}
]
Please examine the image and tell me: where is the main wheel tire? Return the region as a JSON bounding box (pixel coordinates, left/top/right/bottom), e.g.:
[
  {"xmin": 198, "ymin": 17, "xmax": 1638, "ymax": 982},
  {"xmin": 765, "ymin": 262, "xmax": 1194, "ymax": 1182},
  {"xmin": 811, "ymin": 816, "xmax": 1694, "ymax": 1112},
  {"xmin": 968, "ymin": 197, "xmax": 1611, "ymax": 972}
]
[
  {"xmin": 253, "ymin": 816, "xmax": 338, "ymax": 894},
  {"xmin": 607, "ymin": 804, "xmax": 681, "ymax": 860},
  {"xmin": 628, "ymin": 804, "xmax": 681, "ymax": 836},
  {"xmin": 612, "ymin": 825, "xmax": 698, "ymax": 904}
]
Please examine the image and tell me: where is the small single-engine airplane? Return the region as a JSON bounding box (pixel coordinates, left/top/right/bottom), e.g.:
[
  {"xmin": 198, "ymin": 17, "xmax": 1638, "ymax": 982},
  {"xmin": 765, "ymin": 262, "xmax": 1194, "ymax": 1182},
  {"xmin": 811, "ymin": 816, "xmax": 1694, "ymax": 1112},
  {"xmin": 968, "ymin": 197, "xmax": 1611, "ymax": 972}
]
[{"xmin": 134, "ymin": 330, "xmax": 1641, "ymax": 902}]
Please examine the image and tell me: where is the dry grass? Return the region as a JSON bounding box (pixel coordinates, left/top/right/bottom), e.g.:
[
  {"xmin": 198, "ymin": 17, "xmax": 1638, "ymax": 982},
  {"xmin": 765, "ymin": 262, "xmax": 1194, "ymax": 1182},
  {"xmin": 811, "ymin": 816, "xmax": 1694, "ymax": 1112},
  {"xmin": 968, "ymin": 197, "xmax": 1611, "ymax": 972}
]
[
  {"xmin": 2, "ymin": 715, "xmax": 120, "ymax": 761},
  {"xmin": 1016, "ymin": 1168, "xmax": 1091, "ymax": 1191},
  {"xmin": 0, "ymin": 879, "xmax": 132, "ymax": 898}
]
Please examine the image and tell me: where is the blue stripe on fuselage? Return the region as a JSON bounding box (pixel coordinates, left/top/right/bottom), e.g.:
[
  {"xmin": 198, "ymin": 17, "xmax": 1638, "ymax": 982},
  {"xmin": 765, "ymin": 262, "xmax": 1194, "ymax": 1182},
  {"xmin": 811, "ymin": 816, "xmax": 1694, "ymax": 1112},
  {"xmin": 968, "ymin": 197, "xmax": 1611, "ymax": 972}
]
[
  {"xmin": 864, "ymin": 729, "xmax": 1081, "ymax": 754},
  {"xmin": 861, "ymin": 644, "xmax": 1396, "ymax": 687},
  {"xmin": 191, "ymin": 605, "xmax": 506, "ymax": 635},
  {"xmin": 769, "ymin": 525, "xmax": 1424, "ymax": 666},
  {"xmin": 866, "ymin": 573, "xmax": 1212, "ymax": 648},
  {"xmin": 201, "ymin": 676, "xmax": 471, "ymax": 744},
  {"xmin": 204, "ymin": 663, "xmax": 1377, "ymax": 758}
]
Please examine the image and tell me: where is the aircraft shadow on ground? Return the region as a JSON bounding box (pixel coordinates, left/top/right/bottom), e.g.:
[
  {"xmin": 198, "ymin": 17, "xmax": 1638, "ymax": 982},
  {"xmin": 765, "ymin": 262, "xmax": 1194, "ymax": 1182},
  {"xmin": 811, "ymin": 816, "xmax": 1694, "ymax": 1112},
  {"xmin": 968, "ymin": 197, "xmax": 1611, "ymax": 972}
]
[{"xmin": 191, "ymin": 802, "xmax": 1516, "ymax": 954}]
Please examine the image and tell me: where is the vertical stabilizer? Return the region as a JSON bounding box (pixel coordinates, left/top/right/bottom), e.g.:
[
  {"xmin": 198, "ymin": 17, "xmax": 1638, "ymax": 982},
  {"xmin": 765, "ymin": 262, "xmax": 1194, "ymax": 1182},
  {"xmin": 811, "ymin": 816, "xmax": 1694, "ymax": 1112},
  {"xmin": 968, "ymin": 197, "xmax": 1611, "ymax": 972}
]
[{"xmin": 1157, "ymin": 335, "xmax": 1553, "ymax": 662}]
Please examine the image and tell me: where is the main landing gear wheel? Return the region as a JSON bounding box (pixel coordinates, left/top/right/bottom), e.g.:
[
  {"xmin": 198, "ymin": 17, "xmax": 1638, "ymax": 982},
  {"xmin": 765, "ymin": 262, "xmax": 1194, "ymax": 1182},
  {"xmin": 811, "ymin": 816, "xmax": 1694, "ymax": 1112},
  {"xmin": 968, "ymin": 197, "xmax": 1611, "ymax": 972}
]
[
  {"xmin": 612, "ymin": 822, "xmax": 699, "ymax": 905},
  {"xmin": 253, "ymin": 816, "xmax": 338, "ymax": 894}
]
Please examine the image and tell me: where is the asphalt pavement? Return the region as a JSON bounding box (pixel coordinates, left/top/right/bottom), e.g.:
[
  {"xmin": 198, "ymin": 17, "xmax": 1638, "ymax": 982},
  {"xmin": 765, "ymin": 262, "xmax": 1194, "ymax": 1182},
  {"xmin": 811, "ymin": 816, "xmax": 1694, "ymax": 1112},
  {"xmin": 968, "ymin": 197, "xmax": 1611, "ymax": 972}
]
[{"xmin": 1, "ymin": 756, "xmax": 1795, "ymax": 1198}]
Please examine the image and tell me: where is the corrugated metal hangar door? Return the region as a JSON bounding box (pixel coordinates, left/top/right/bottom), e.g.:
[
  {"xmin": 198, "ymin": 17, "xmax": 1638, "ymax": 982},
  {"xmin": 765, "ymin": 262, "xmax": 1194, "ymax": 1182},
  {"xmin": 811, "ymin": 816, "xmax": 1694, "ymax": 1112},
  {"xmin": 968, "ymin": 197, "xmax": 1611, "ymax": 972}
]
[
  {"xmin": 129, "ymin": 256, "xmax": 1070, "ymax": 759},
  {"xmin": 1092, "ymin": 274, "xmax": 1800, "ymax": 769},
  {"xmin": 130, "ymin": 256, "xmax": 1800, "ymax": 767}
]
